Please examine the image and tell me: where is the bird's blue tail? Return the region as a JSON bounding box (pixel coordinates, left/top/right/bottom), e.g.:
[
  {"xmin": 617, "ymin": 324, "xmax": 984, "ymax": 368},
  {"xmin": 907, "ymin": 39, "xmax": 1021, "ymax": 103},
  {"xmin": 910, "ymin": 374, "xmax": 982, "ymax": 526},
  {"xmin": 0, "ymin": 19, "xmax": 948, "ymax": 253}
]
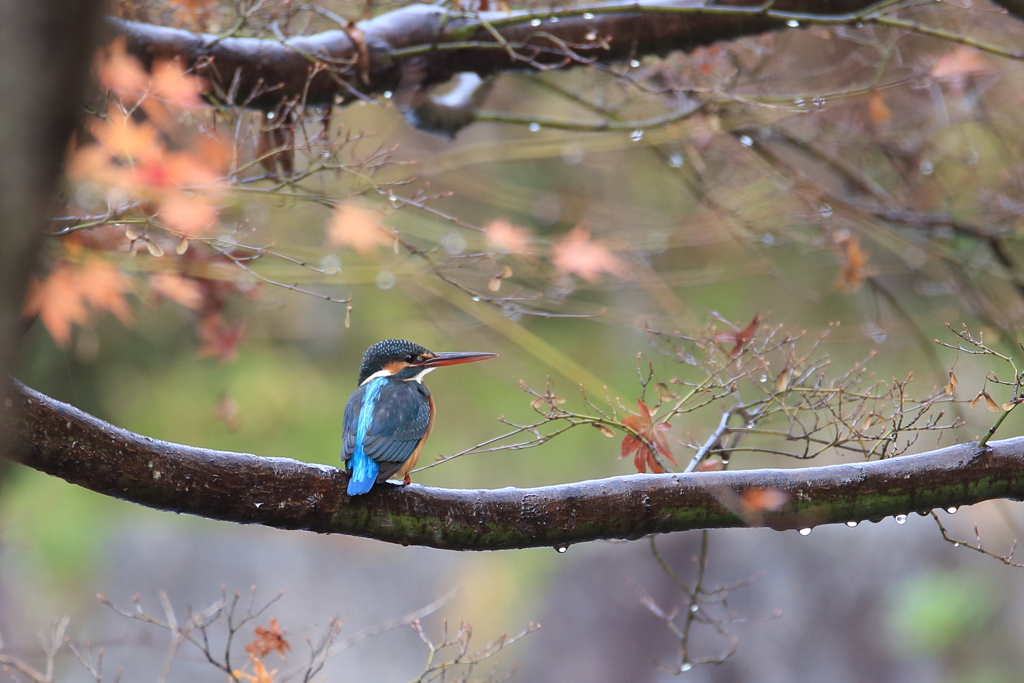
[
  {"xmin": 346, "ymin": 376, "xmax": 385, "ymax": 496},
  {"xmin": 347, "ymin": 451, "xmax": 379, "ymax": 496}
]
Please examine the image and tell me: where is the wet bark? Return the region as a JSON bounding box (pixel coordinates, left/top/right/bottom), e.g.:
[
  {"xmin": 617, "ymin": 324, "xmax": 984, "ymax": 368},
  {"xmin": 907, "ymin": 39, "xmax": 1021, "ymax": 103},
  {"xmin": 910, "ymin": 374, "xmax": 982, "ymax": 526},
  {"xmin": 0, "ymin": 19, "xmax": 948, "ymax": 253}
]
[
  {"xmin": 110, "ymin": 0, "xmax": 948, "ymax": 110},
  {"xmin": 5, "ymin": 380, "xmax": 1023, "ymax": 551}
]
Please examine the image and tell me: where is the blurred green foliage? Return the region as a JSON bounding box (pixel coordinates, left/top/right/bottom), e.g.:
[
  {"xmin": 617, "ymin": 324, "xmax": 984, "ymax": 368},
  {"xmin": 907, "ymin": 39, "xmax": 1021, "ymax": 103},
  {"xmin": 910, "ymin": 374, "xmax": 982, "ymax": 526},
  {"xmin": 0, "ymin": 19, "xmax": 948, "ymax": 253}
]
[{"xmin": 10, "ymin": 9, "xmax": 1024, "ymax": 674}]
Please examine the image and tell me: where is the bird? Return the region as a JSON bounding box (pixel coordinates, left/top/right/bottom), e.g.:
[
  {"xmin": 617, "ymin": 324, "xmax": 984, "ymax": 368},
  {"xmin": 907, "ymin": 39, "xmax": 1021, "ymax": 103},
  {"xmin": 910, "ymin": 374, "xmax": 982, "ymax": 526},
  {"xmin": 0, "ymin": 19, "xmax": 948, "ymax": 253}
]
[{"xmin": 342, "ymin": 339, "xmax": 497, "ymax": 496}]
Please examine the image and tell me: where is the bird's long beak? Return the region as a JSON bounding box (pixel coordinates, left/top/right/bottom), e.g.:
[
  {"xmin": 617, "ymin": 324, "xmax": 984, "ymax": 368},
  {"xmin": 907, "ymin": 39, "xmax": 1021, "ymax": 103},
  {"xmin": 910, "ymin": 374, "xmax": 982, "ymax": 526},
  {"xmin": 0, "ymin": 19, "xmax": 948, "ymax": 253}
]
[{"xmin": 421, "ymin": 351, "xmax": 498, "ymax": 367}]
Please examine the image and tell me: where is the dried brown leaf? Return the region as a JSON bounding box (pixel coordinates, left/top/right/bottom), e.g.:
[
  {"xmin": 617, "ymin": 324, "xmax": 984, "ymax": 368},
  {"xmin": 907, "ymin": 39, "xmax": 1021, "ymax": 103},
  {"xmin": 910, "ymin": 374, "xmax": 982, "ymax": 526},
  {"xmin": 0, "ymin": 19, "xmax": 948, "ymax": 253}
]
[{"xmin": 945, "ymin": 370, "xmax": 958, "ymax": 396}]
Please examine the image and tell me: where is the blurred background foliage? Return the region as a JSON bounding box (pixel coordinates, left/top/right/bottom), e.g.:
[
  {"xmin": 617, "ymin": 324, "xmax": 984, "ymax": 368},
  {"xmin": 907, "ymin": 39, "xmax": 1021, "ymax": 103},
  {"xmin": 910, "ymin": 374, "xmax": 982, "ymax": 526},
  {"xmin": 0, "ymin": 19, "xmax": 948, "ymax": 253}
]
[{"xmin": 6, "ymin": 0, "xmax": 1024, "ymax": 679}]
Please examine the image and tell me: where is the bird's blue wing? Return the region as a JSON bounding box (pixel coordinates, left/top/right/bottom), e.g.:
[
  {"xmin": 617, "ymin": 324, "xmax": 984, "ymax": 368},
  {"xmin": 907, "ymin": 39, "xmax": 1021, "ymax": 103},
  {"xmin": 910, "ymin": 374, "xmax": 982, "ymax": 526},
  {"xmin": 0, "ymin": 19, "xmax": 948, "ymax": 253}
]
[
  {"xmin": 342, "ymin": 381, "xmax": 379, "ymax": 495},
  {"xmin": 342, "ymin": 378, "xmax": 432, "ymax": 494}
]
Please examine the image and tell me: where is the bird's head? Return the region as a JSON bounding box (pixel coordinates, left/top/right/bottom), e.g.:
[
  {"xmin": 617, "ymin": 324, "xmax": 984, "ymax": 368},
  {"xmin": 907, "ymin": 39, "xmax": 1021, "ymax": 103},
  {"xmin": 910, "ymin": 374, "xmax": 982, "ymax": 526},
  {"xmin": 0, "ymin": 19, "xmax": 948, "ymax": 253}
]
[{"xmin": 357, "ymin": 339, "xmax": 497, "ymax": 385}]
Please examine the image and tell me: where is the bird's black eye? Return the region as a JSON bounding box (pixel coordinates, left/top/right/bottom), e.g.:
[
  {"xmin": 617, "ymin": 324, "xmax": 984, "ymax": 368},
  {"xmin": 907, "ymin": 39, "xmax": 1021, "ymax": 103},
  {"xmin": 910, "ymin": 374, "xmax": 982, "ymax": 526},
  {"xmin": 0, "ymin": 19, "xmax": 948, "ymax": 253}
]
[{"xmin": 405, "ymin": 354, "xmax": 416, "ymax": 363}]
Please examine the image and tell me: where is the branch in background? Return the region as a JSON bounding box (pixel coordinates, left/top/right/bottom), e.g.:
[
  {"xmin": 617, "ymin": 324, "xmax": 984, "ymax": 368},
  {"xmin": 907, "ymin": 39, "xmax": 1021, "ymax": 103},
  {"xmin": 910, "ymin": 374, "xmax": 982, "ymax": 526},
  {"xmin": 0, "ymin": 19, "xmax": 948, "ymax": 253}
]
[
  {"xmin": 111, "ymin": 0, "xmax": 909, "ymax": 111},
  {"xmin": 4, "ymin": 380, "xmax": 1023, "ymax": 551}
]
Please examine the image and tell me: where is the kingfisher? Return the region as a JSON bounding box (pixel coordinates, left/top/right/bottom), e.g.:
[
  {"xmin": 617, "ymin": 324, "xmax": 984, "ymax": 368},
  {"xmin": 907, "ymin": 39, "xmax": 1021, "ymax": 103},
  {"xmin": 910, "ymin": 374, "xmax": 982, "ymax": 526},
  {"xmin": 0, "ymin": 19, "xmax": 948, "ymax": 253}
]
[{"xmin": 342, "ymin": 339, "xmax": 497, "ymax": 496}]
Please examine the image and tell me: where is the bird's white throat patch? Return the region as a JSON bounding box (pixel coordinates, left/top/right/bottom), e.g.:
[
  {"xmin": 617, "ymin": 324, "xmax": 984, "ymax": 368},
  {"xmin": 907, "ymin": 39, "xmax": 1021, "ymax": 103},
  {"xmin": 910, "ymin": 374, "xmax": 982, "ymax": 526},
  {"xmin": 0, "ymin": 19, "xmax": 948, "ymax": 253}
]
[{"xmin": 407, "ymin": 366, "xmax": 436, "ymax": 383}]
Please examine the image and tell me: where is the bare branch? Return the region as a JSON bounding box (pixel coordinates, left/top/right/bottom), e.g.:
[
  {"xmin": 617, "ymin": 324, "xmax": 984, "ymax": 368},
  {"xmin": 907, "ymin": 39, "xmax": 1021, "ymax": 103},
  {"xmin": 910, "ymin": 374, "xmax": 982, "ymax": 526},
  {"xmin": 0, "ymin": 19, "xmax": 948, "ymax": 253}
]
[
  {"xmin": 5, "ymin": 380, "xmax": 1024, "ymax": 551},
  {"xmin": 108, "ymin": 0, "xmax": 972, "ymax": 111}
]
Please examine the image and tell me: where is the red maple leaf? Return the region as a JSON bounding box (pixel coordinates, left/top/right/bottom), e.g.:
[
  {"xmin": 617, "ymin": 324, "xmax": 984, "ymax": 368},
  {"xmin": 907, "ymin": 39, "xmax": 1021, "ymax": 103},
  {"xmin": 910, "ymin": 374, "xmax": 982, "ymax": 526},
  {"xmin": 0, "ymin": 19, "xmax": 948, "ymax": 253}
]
[
  {"xmin": 713, "ymin": 314, "xmax": 761, "ymax": 357},
  {"xmin": 245, "ymin": 618, "xmax": 291, "ymax": 660},
  {"xmin": 197, "ymin": 313, "xmax": 246, "ymax": 364},
  {"xmin": 620, "ymin": 400, "xmax": 676, "ymax": 474}
]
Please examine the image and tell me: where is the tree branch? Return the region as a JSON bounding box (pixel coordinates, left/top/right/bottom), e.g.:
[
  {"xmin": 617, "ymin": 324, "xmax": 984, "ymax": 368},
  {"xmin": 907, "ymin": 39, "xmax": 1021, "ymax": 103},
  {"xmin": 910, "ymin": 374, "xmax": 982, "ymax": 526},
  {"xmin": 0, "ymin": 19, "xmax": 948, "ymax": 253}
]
[
  {"xmin": 5, "ymin": 380, "xmax": 1024, "ymax": 551},
  {"xmin": 112, "ymin": 0, "xmax": 902, "ymax": 110}
]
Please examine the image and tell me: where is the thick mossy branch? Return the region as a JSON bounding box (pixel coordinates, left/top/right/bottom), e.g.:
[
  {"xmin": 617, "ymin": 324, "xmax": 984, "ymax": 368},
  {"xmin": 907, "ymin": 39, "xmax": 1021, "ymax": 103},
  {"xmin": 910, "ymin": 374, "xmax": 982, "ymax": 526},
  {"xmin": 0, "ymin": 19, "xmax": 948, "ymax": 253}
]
[
  {"xmin": 111, "ymin": 0, "xmax": 931, "ymax": 110},
  {"xmin": 4, "ymin": 381, "xmax": 1024, "ymax": 550}
]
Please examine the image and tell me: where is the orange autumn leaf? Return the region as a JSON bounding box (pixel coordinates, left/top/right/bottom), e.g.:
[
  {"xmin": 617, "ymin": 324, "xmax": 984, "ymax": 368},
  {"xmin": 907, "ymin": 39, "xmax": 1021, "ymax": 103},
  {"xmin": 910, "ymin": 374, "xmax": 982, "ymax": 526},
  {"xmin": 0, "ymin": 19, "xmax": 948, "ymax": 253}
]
[
  {"xmin": 23, "ymin": 265, "xmax": 89, "ymax": 347},
  {"xmin": 151, "ymin": 59, "xmax": 204, "ymax": 109},
  {"xmin": 23, "ymin": 260, "xmax": 134, "ymax": 347},
  {"xmin": 66, "ymin": 144, "xmax": 120, "ymax": 185},
  {"xmin": 834, "ymin": 232, "xmax": 872, "ymax": 292},
  {"xmin": 620, "ymin": 399, "xmax": 676, "ymax": 474},
  {"xmin": 245, "ymin": 618, "xmax": 291, "ymax": 660},
  {"xmin": 159, "ymin": 193, "xmax": 219, "ymax": 236},
  {"xmin": 96, "ymin": 39, "xmax": 150, "ymax": 105},
  {"xmin": 326, "ymin": 203, "xmax": 391, "ymax": 256},
  {"xmin": 90, "ymin": 107, "xmax": 162, "ymax": 162},
  {"xmin": 76, "ymin": 260, "xmax": 134, "ymax": 324},
  {"xmin": 485, "ymin": 219, "xmax": 533, "ymax": 254},
  {"xmin": 740, "ymin": 487, "xmax": 790, "ymax": 513},
  {"xmin": 139, "ymin": 150, "xmax": 225, "ymax": 191},
  {"xmin": 74, "ymin": 45, "xmax": 228, "ymax": 236},
  {"xmin": 867, "ymin": 90, "xmax": 891, "ymax": 125},
  {"xmin": 552, "ymin": 224, "xmax": 629, "ymax": 282},
  {"xmin": 150, "ymin": 272, "xmax": 203, "ymax": 309},
  {"xmin": 234, "ymin": 653, "xmax": 277, "ymax": 683},
  {"xmin": 931, "ymin": 45, "xmax": 992, "ymax": 81},
  {"xmin": 193, "ymin": 135, "xmax": 233, "ymax": 175}
]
